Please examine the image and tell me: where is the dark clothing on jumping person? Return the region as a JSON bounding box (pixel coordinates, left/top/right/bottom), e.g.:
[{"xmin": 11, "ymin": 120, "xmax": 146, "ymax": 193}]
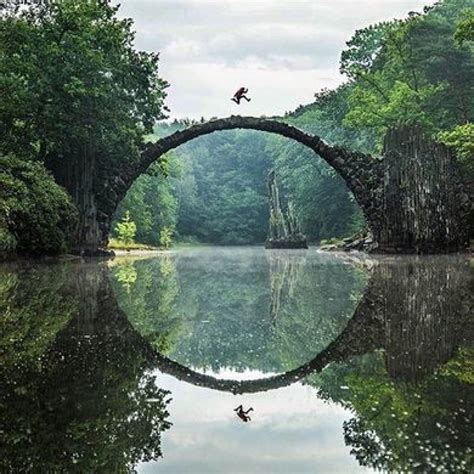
[
  {"xmin": 232, "ymin": 87, "xmax": 251, "ymax": 104},
  {"xmin": 234, "ymin": 404, "xmax": 254, "ymax": 422}
]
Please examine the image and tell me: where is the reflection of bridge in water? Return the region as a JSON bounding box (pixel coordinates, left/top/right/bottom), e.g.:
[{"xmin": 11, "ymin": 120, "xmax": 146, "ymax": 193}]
[
  {"xmin": 2, "ymin": 254, "xmax": 470, "ymax": 473},
  {"xmin": 66, "ymin": 255, "xmax": 472, "ymax": 394}
]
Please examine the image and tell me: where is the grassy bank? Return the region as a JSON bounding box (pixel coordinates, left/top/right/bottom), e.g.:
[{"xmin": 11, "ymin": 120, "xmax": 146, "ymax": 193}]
[{"xmin": 108, "ymin": 238, "xmax": 161, "ymax": 251}]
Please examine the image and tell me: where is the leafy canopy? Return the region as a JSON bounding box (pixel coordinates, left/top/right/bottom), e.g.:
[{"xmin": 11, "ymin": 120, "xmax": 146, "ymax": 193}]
[
  {"xmin": 341, "ymin": 0, "xmax": 474, "ymax": 144},
  {"xmin": 0, "ymin": 0, "xmax": 168, "ymax": 164}
]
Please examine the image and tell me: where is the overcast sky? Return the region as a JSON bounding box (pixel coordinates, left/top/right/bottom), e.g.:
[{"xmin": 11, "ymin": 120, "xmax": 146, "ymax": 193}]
[
  {"xmin": 116, "ymin": 0, "xmax": 432, "ymax": 120},
  {"xmin": 139, "ymin": 371, "xmax": 369, "ymax": 473}
]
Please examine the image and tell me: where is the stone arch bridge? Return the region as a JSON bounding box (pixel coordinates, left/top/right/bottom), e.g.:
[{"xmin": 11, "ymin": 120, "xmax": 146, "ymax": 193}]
[{"xmin": 57, "ymin": 116, "xmax": 470, "ymax": 254}]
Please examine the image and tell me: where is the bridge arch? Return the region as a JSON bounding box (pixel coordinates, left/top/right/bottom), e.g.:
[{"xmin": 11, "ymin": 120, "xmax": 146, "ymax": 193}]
[
  {"xmin": 83, "ymin": 118, "xmax": 468, "ymax": 254},
  {"xmin": 135, "ymin": 272, "xmax": 385, "ymax": 394},
  {"xmin": 131, "ymin": 116, "xmax": 383, "ymax": 237}
]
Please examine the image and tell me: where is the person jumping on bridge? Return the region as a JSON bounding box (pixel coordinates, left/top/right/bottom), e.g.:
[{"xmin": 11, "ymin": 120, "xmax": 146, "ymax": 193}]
[
  {"xmin": 231, "ymin": 87, "xmax": 251, "ymax": 104},
  {"xmin": 234, "ymin": 404, "xmax": 254, "ymax": 422}
]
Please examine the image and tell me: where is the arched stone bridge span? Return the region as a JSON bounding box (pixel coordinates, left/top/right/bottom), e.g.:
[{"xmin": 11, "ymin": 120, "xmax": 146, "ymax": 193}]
[
  {"xmin": 143, "ymin": 280, "xmax": 383, "ymax": 394},
  {"xmin": 137, "ymin": 116, "xmax": 384, "ymax": 237},
  {"xmin": 64, "ymin": 116, "xmax": 469, "ymax": 254}
]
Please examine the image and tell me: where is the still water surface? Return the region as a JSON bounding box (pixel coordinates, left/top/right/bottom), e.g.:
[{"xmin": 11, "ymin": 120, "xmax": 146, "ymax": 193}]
[{"xmin": 1, "ymin": 247, "xmax": 472, "ymax": 472}]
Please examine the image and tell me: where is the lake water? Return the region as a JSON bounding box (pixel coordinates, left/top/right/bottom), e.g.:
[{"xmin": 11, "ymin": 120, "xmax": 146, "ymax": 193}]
[{"xmin": 1, "ymin": 247, "xmax": 472, "ymax": 473}]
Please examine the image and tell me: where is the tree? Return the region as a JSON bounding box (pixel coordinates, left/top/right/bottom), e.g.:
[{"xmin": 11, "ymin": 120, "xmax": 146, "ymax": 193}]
[
  {"xmin": 115, "ymin": 211, "xmax": 136, "ymax": 246},
  {"xmin": 113, "ymin": 154, "xmax": 180, "ymax": 246},
  {"xmin": 0, "ymin": 155, "xmax": 78, "ymax": 255},
  {"xmin": 0, "ymin": 0, "xmax": 168, "ymax": 160},
  {"xmin": 342, "ymin": 0, "xmax": 474, "ymax": 143},
  {"xmin": 159, "ymin": 226, "xmax": 174, "ymax": 249},
  {"xmin": 455, "ymin": 8, "xmax": 474, "ymax": 44},
  {"xmin": 439, "ymin": 123, "xmax": 474, "ymax": 171},
  {"xmin": 0, "ymin": 0, "xmax": 169, "ymax": 250}
]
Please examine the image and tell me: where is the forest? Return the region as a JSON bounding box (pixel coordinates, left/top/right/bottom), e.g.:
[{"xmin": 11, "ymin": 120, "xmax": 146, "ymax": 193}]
[
  {"xmin": 0, "ymin": 0, "xmax": 472, "ymax": 254},
  {"xmin": 113, "ymin": 0, "xmax": 474, "ymax": 247}
]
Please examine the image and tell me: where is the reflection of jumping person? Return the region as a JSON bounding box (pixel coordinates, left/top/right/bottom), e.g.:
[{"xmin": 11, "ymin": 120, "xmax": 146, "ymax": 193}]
[
  {"xmin": 234, "ymin": 404, "xmax": 254, "ymax": 422},
  {"xmin": 231, "ymin": 87, "xmax": 251, "ymax": 104}
]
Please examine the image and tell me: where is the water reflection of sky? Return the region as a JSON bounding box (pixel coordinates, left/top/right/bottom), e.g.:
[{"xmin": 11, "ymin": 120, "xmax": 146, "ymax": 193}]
[{"xmin": 139, "ymin": 369, "xmax": 371, "ymax": 473}]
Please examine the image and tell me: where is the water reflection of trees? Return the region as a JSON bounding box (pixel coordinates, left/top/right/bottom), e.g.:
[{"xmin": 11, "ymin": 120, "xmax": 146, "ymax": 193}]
[
  {"xmin": 0, "ymin": 264, "xmax": 171, "ymax": 473},
  {"xmin": 308, "ymin": 256, "xmax": 473, "ymax": 473},
  {"xmin": 110, "ymin": 253, "xmax": 473, "ymax": 472},
  {"xmin": 110, "ymin": 255, "xmax": 183, "ymax": 354},
  {"xmin": 1, "ymin": 253, "xmax": 472, "ymax": 472},
  {"xmin": 111, "ymin": 250, "xmax": 368, "ymax": 373}
]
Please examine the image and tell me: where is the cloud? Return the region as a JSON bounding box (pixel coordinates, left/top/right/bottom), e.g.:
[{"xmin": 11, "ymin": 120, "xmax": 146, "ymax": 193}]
[
  {"xmin": 115, "ymin": 0, "xmax": 433, "ymax": 119},
  {"xmin": 138, "ymin": 371, "xmax": 367, "ymax": 473},
  {"xmin": 161, "ymin": 60, "xmax": 341, "ymax": 119}
]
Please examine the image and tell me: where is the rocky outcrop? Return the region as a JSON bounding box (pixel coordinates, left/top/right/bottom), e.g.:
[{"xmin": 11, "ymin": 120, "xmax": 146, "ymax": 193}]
[
  {"xmin": 378, "ymin": 126, "xmax": 470, "ymax": 253},
  {"xmin": 266, "ymin": 170, "xmax": 307, "ymax": 249}
]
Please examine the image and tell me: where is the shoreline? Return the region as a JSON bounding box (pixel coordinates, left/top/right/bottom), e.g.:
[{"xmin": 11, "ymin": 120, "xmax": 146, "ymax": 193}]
[{"xmin": 112, "ymin": 248, "xmax": 166, "ymax": 256}]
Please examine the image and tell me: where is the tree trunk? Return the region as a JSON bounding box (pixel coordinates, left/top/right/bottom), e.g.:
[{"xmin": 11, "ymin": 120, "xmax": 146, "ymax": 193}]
[{"xmin": 46, "ymin": 151, "xmax": 111, "ymax": 255}]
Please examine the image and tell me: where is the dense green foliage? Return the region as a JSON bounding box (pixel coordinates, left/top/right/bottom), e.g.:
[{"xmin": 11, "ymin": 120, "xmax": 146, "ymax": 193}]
[
  {"xmin": 439, "ymin": 123, "xmax": 474, "ymax": 171},
  {"xmin": 307, "ymin": 349, "xmax": 473, "ymax": 472},
  {"xmin": 173, "ymin": 129, "xmax": 273, "ymax": 244},
  {"xmin": 0, "ymin": 263, "xmax": 76, "ymax": 372},
  {"xmin": 0, "ymin": 0, "xmax": 168, "ymax": 162},
  {"xmin": 455, "ymin": 8, "xmax": 474, "ymax": 43},
  {"xmin": 342, "ymin": 1, "xmax": 474, "ymax": 136},
  {"xmin": 0, "ymin": 0, "xmax": 168, "ymax": 254},
  {"xmin": 0, "ymin": 156, "xmax": 78, "ymax": 255},
  {"xmin": 0, "ymin": 263, "xmax": 172, "ymax": 472},
  {"xmin": 113, "ymin": 157, "xmax": 179, "ymax": 247}
]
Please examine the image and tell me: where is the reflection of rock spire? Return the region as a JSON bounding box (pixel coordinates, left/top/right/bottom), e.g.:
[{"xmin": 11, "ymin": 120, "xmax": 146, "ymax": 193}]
[
  {"xmin": 268, "ymin": 252, "xmax": 306, "ymax": 325},
  {"xmin": 266, "ymin": 170, "xmax": 307, "ymax": 249}
]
